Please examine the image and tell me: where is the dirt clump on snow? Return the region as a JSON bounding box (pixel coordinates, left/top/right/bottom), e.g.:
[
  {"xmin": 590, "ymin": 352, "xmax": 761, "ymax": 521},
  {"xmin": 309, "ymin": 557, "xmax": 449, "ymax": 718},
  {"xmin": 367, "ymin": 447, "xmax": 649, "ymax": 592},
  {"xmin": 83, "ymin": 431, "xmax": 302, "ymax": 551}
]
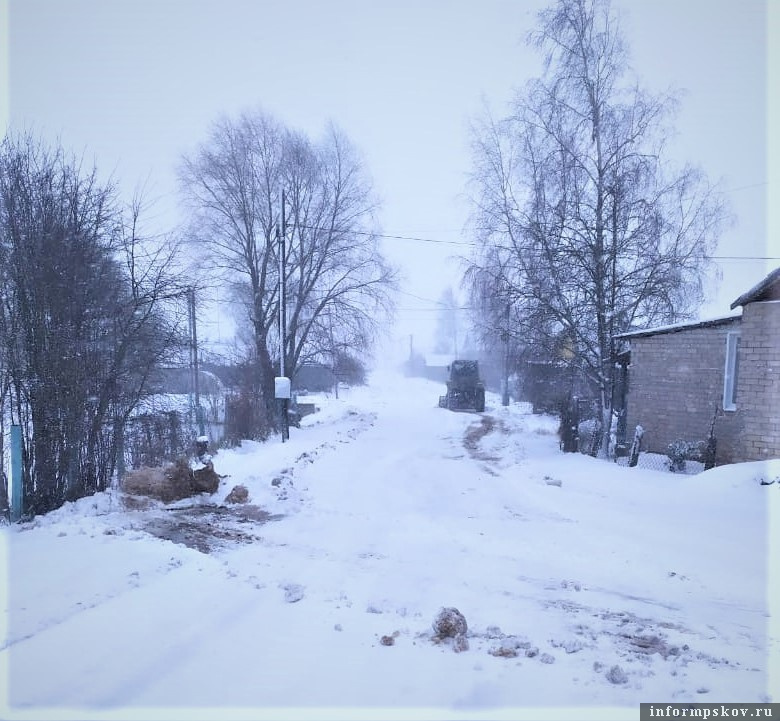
[
  {"xmin": 452, "ymin": 634, "xmax": 469, "ymax": 653},
  {"xmin": 431, "ymin": 607, "xmax": 469, "ymax": 652},
  {"xmin": 380, "ymin": 631, "xmax": 400, "ymax": 646},
  {"xmin": 606, "ymin": 664, "xmax": 628, "ymax": 684},
  {"xmin": 489, "ymin": 645, "xmax": 518, "ymax": 658},
  {"xmin": 621, "ymin": 632, "xmax": 683, "ymax": 660},
  {"xmin": 282, "ymin": 583, "xmax": 305, "ymax": 603},
  {"xmin": 225, "ymin": 484, "xmax": 249, "ymax": 504},
  {"xmin": 432, "ymin": 607, "xmax": 468, "ymax": 638},
  {"xmin": 487, "ymin": 635, "xmax": 536, "ymax": 659}
]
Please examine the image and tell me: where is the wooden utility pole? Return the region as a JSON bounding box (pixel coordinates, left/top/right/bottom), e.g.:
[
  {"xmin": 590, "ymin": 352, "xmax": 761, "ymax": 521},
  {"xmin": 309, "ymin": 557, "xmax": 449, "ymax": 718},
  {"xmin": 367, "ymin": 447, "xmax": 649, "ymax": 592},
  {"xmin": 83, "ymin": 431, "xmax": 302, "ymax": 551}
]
[
  {"xmin": 278, "ymin": 191, "xmax": 289, "ymax": 442},
  {"xmin": 502, "ymin": 301, "xmax": 510, "ymax": 406},
  {"xmin": 189, "ymin": 287, "xmax": 205, "ymax": 436}
]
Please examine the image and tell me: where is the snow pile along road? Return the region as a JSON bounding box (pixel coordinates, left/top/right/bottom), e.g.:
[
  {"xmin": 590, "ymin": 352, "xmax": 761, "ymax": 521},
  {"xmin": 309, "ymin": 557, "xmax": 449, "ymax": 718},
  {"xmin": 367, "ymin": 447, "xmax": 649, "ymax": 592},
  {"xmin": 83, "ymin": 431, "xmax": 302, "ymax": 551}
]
[{"xmin": 1, "ymin": 373, "xmax": 776, "ymax": 718}]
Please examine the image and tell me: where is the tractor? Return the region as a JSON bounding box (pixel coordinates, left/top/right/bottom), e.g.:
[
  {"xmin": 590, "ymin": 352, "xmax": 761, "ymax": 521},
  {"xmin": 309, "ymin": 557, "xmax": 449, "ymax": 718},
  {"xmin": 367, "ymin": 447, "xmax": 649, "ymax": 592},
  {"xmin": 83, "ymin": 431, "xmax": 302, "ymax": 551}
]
[{"xmin": 438, "ymin": 360, "xmax": 486, "ymax": 412}]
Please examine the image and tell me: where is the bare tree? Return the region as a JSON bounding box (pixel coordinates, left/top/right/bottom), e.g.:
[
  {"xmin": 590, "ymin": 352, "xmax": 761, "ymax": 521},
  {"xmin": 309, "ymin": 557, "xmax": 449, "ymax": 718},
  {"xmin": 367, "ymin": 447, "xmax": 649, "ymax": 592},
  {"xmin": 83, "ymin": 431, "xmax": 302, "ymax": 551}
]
[
  {"xmin": 95, "ymin": 194, "xmax": 190, "ymax": 473},
  {"xmin": 179, "ymin": 111, "xmax": 283, "ymax": 434},
  {"xmin": 466, "ymin": 0, "xmax": 728, "ymax": 454},
  {"xmin": 0, "ymin": 132, "xmax": 184, "ymax": 515},
  {"xmin": 282, "ymin": 124, "xmax": 396, "ymax": 375},
  {"xmin": 180, "ymin": 111, "xmax": 396, "ymax": 435}
]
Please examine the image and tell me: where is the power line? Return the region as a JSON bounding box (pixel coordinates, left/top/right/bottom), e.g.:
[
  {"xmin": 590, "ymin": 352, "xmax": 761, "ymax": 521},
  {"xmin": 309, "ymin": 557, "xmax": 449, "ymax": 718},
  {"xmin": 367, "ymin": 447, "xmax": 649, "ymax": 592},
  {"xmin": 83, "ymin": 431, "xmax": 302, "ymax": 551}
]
[
  {"xmin": 712, "ymin": 256, "xmax": 780, "ymax": 261},
  {"xmin": 721, "ymin": 181, "xmax": 769, "ymax": 193},
  {"xmin": 397, "ymin": 306, "xmax": 475, "ymax": 312},
  {"xmin": 377, "ymin": 232, "xmax": 470, "ymax": 246},
  {"xmin": 396, "ymin": 289, "xmax": 446, "ymax": 305},
  {"xmin": 298, "ymin": 223, "xmax": 470, "ymax": 246},
  {"xmin": 298, "ymin": 224, "xmax": 777, "ymax": 260}
]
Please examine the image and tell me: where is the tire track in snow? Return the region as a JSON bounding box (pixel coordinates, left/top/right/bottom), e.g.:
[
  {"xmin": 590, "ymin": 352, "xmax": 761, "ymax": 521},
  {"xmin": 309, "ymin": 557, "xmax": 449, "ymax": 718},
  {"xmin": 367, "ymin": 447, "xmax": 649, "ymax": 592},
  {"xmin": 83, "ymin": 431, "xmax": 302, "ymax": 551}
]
[{"xmin": 2, "ymin": 555, "xmax": 191, "ymax": 652}]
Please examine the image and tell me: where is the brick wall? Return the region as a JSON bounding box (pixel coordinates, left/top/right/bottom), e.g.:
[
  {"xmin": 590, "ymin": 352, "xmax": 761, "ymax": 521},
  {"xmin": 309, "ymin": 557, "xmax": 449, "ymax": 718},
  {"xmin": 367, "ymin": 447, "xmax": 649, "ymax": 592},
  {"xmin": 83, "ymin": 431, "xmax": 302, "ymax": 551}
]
[
  {"xmin": 736, "ymin": 301, "xmax": 780, "ymax": 460},
  {"xmin": 624, "ymin": 318, "xmax": 743, "ymax": 463}
]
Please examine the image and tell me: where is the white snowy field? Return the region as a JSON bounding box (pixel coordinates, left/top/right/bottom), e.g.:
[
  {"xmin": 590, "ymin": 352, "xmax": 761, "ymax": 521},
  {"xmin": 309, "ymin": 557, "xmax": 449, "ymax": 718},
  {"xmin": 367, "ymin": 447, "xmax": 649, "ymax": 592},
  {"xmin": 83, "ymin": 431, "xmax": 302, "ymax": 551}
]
[{"xmin": 1, "ymin": 373, "xmax": 778, "ymax": 721}]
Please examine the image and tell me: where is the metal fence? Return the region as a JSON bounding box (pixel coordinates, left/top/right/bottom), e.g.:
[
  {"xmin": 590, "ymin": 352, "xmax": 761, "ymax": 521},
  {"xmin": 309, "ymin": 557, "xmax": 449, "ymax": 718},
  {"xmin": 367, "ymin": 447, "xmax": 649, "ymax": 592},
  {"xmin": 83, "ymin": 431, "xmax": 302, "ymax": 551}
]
[
  {"xmin": 574, "ymin": 414, "xmax": 708, "ymax": 475},
  {"xmin": 613, "ymin": 451, "xmax": 705, "ymax": 474}
]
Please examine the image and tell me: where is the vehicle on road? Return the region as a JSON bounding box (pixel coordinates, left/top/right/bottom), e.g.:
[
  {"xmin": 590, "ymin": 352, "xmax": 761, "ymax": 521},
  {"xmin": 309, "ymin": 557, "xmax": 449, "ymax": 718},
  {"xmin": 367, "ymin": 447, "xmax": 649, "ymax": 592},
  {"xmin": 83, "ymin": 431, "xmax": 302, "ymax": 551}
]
[{"xmin": 438, "ymin": 360, "xmax": 486, "ymax": 412}]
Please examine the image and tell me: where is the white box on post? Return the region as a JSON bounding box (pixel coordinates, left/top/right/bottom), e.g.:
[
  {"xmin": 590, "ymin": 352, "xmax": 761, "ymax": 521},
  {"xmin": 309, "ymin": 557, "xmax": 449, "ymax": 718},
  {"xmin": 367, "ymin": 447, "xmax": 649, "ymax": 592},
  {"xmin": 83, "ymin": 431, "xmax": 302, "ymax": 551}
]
[{"xmin": 275, "ymin": 376, "xmax": 291, "ymax": 399}]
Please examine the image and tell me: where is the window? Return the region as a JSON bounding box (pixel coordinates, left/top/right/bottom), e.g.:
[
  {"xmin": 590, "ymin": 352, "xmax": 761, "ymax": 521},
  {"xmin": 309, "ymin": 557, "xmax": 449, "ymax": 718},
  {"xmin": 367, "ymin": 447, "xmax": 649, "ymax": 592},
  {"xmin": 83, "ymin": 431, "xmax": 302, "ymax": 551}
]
[{"xmin": 723, "ymin": 332, "xmax": 741, "ymax": 411}]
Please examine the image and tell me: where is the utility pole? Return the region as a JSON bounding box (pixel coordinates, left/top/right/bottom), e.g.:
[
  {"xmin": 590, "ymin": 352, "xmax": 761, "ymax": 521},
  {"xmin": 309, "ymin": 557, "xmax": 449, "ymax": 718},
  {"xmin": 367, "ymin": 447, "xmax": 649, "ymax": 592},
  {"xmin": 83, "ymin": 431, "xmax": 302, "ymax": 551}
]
[
  {"xmin": 327, "ymin": 310, "xmax": 339, "ymax": 399},
  {"xmin": 189, "ymin": 287, "xmax": 205, "ymax": 436},
  {"xmin": 277, "ymin": 190, "xmax": 290, "ymax": 442},
  {"xmin": 502, "ymin": 301, "xmax": 510, "ymax": 407}
]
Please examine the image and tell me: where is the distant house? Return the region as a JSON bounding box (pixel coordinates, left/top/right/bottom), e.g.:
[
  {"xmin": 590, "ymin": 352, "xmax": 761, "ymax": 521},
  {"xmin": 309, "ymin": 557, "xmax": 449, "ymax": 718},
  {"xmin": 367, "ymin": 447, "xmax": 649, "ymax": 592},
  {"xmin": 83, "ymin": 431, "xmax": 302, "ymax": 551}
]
[
  {"xmin": 137, "ymin": 367, "xmax": 227, "ymax": 440},
  {"xmin": 424, "ymin": 354, "xmax": 454, "ymax": 383},
  {"xmin": 614, "ymin": 268, "xmax": 780, "ymax": 464},
  {"xmin": 292, "ymin": 363, "xmax": 335, "ymax": 393},
  {"xmin": 518, "ymin": 358, "xmax": 597, "ymax": 414},
  {"xmin": 147, "ymin": 366, "xmax": 226, "ymax": 399},
  {"xmin": 518, "ymin": 329, "xmax": 597, "ymax": 413}
]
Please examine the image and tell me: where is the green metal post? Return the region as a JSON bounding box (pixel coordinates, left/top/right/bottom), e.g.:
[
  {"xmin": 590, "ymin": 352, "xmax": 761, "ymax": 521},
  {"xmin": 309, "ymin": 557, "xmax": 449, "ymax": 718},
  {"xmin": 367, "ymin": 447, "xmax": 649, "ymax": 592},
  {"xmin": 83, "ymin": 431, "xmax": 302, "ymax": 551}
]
[{"xmin": 10, "ymin": 425, "xmax": 22, "ymax": 522}]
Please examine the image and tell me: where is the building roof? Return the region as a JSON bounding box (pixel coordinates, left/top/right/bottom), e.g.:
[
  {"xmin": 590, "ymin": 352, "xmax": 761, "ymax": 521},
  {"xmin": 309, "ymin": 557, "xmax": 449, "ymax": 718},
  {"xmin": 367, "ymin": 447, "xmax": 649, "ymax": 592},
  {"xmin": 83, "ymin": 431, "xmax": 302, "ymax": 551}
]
[
  {"xmin": 149, "ymin": 366, "xmax": 226, "ymax": 395},
  {"xmin": 730, "ymin": 266, "xmax": 780, "ymax": 309},
  {"xmin": 424, "ymin": 354, "xmax": 454, "ymax": 368},
  {"xmin": 613, "ymin": 313, "xmax": 741, "ymax": 340}
]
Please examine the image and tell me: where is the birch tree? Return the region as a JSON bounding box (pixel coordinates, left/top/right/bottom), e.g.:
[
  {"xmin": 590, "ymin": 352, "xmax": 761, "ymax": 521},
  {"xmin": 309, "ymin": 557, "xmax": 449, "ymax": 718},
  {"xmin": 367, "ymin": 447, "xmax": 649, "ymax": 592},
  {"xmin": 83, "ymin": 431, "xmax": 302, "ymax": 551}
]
[{"xmin": 466, "ymin": 0, "xmax": 727, "ymax": 454}]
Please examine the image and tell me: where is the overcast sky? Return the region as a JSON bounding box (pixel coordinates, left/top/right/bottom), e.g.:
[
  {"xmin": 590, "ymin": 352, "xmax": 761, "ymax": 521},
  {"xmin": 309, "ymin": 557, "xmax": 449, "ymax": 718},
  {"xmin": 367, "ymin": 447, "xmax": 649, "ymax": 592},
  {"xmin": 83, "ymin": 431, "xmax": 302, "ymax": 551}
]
[{"xmin": 3, "ymin": 0, "xmax": 775, "ymax": 361}]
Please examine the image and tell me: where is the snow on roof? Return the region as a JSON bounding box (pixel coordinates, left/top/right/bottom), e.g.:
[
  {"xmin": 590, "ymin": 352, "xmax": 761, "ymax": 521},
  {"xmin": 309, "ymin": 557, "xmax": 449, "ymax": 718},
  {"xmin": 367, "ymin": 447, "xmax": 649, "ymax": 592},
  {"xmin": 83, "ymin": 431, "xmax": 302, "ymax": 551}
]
[
  {"xmin": 614, "ymin": 313, "xmax": 741, "ymax": 340},
  {"xmin": 730, "ymin": 266, "xmax": 780, "ymax": 308},
  {"xmin": 132, "ymin": 393, "xmax": 194, "ymax": 416}
]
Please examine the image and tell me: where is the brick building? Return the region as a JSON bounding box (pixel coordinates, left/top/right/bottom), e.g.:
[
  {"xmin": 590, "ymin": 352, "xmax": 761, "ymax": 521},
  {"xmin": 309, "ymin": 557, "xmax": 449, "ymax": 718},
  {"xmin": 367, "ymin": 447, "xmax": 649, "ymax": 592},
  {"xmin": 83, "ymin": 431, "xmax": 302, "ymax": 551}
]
[
  {"xmin": 614, "ymin": 268, "xmax": 780, "ymax": 464},
  {"xmin": 729, "ymin": 268, "xmax": 780, "ymax": 460}
]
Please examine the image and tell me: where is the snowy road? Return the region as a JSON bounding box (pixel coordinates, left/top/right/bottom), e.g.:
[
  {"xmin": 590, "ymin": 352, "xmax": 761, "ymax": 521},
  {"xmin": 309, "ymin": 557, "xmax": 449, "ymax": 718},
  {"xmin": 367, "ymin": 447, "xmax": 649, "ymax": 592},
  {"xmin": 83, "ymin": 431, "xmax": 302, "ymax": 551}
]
[{"xmin": 1, "ymin": 374, "xmax": 776, "ymax": 718}]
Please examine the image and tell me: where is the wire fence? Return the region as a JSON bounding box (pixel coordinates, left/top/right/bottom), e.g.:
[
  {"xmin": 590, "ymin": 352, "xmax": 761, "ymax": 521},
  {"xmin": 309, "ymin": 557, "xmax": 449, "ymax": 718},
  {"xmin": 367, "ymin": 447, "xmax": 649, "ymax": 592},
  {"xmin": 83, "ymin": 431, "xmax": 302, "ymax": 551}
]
[
  {"xmin": 612, "ymin": 451, "xmax": 705, "ymax": 475},
  {"xmin": 575, "ymin": 417, "xmax": 708, "ymax": 475}
]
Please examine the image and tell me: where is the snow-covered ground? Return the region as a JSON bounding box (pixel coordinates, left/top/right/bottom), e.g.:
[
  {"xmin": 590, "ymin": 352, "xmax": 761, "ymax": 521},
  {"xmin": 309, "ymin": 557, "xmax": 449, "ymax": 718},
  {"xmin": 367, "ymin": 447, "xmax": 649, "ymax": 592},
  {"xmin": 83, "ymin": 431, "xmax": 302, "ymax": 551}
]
[{"xmin": 1, "ymin": 373, "xmax": 778, "ymax": 720}]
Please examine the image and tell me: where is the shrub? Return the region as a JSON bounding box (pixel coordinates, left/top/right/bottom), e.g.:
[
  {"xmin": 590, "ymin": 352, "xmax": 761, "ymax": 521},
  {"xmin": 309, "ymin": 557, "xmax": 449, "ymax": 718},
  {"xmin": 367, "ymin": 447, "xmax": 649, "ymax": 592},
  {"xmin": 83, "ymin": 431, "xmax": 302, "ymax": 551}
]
[{"xmin": 666, "ymin": 440, "xmax": 708, "ymax": 473}]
